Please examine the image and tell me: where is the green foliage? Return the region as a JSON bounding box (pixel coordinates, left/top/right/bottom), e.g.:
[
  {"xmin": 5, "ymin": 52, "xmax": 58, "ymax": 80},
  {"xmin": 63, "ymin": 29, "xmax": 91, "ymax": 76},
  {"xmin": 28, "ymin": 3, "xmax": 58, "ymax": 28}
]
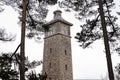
[
  {"xmin": 117, "ymin": 12, "xmax": 120, "ymax": 15},
  {"xmin": 0, "ymin": 53, "xmax": 19, "ymax": 80},
  {"xmin": 115, "ymin": 63, "xmax": 120, "ymax": 74},
  {"xmin": 0, "ymin": 53, "xmax": 44, "ymax": 80},
  {"xmin": 37, "ymin": 0, "xmax": 58, "ymax": 5},
  {"xmin": 115, "ymin": 63, "xmax": 120, "ymax": 80},
  {"xmin": 0, "ymin": 0, "xmax": 58, "ymax": 40},
  {"xmin": 0, "ymin": 28, "xmax": 15, "ymax": 42},
  {"xmin": 60, "ymin": 1, "xmax": 117, "ymax": 80},
  {"xmin": 59, "ymin": 0, "xmax": 98, "ymax": 19},
  {"xmin": 27, "ymin": 71, "xmax": 47, "ymax": 80},
  {"xmin": 60, "ymin": 0, "xmax": 120, "ymax": 54}
]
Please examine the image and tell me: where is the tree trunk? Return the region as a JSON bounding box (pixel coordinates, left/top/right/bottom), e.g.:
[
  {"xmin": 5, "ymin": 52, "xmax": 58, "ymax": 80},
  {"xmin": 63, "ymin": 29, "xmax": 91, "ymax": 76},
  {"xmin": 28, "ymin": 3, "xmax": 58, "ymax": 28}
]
[
  {"xmin": 20, "ymin": 0, "xmax": 27, "ymax": 80},
  {"xmin": 98, "ymin": 0, "xmax": 114, "ymax": 80}
]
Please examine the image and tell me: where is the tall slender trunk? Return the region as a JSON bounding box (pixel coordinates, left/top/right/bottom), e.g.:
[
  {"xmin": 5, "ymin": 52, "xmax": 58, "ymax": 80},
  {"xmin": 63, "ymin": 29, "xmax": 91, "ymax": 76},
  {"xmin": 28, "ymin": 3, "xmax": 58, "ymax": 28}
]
[
  {"xmin": 20, "ymin": 0, "xmax": 27, "ymax": 80},
  {"xmin": 98, "ymin": 0, "xmax": 114, "ymax": 80}
]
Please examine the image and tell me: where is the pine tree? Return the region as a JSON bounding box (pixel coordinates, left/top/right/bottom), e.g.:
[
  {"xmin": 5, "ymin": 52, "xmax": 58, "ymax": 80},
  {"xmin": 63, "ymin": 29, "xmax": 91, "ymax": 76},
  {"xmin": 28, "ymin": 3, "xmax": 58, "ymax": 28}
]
[
  {"xmin": 0, "ymin": 28, "xmax": 15, "ymax": 41},
  {"xmin": 0, "ymin": 54, "xmax": 18, "ymax": 80},
  {"xmin": 0, "ymin": 0, "xmax": 58, "ymax": 79},
  {"xmin": 60, "ymin": 0, "xmax": 120, "ymax": 80}
]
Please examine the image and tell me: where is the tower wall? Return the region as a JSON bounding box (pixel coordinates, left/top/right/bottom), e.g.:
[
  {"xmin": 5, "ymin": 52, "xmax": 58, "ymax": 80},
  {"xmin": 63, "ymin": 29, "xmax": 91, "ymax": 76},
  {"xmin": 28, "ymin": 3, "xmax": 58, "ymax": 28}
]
[
  {"xmin": 42, "ymin": 10, "xmax": 73, "ymax": 80},
  {"xmin": 43, "ymin": 34, "xmax": 73, "ymax": 80}
]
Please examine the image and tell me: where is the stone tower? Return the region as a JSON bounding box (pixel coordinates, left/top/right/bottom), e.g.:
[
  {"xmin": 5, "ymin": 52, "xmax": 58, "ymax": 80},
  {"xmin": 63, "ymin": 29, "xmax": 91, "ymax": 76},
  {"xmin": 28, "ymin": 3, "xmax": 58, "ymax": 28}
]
[{"xmin": 42, "ymin": 10, "xmax": 73, "ymax": 80}]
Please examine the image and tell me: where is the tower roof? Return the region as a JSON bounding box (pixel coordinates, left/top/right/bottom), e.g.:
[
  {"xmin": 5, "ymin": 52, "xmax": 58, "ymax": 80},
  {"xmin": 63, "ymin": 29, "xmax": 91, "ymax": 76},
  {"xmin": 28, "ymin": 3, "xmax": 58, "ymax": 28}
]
[{"xmin": 45, "ymin": 10, "xmax": 73, "ymax": 26}]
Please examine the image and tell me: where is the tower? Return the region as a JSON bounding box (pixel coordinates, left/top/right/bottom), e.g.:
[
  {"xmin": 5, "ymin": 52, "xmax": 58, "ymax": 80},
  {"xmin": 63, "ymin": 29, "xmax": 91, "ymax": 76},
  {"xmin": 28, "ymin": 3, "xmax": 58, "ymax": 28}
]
[{"xmin": 42, "ymin": 10, "xmax": 73, "ymax": 80}]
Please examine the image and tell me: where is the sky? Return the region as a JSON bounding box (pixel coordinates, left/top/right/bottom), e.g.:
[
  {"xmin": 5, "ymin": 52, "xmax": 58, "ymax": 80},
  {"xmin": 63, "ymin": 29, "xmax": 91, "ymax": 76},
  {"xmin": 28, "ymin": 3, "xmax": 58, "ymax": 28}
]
[{"xmin": 0, "ymin": 2, "xmax": 120, "ymax": 79}]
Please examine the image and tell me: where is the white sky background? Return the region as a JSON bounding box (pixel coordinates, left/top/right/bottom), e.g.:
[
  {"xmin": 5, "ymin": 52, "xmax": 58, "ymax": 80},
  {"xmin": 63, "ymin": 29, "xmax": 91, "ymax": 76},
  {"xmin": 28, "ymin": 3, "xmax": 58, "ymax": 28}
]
[{"xmin": 0, "ymin": 1, "xmax": 120, "ymax": 79}]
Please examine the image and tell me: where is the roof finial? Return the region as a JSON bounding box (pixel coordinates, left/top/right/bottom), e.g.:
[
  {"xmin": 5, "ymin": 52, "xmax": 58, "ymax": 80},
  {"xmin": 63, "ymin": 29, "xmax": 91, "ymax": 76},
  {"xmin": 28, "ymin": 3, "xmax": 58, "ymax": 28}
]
[
  {"xmin": 53, "ymin": 10, "xmax": 62, "ymax": 19},
  {"xmin": 53, "ymin": 1, "xmax": 62, "ymax": 19}
]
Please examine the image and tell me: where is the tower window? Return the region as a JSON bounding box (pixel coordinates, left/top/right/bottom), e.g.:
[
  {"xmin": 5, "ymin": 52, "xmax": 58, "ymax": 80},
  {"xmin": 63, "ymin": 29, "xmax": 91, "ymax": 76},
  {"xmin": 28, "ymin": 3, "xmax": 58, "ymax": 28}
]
[
  {"xmin": 50, "ymin": 48, "xmax": 52, "ymax": 53},
  {"xmin": 65, "ymin": 65, "xmax": 67, "ymax": 70},
  {"xmin": 49, "ymin": 63, "xmax": 51, "ymax": 68},
  {"xmin": 48, "ymin": 26, "xmax": 56, "ymax": 36},
  {"xmin": 49, "ymin": 77, "xmax": 51, "ymax": 80},
  {"xmin": 61, "ymin": 26, "xmax": 68, "ymax": 35},
  {"xmin": 65, "ymin": 50, "xmax": 67, "ymax": 55},
  {"xmin": 68, "ymin": 28, "xmax": 70, "ymax": 35},
  {"xmin": 48, "ymin": 27, "xmax": 52, "ymax": 36}
]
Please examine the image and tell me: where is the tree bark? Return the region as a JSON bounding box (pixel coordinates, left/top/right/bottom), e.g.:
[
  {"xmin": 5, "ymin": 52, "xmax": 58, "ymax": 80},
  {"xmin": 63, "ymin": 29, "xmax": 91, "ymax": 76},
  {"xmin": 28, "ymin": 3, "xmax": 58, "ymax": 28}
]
[
  {"xmin": 20, "ymin": 0, "xmax": 27, "ymax": 80},
  {"xmin": 98, "ymin": 0, "xmax": 115, "ymax": 80}
]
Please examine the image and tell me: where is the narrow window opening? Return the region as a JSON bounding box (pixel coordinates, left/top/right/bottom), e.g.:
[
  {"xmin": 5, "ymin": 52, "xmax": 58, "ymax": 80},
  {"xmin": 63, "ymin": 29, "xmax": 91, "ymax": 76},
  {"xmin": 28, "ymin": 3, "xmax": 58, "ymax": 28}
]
[
  {"xmin": 50, "ymin": 48, "xmax": 52, "ymax": 53},
  {"xmin": 49, "ymin": 77, "xmax": 51, "ymax": 80},
  {"xmin": 65, "ymin": 65, "xmax": 67, "ymax": 70},
  {"xmin": 68, "ymin": 28, "xmax": 70, "ymax": 35},
  {"xmin": 49, "ymin": 63, "xmax": 51, "ymax": 68},
  {"xmin": 65, "ymin": 50, "xmax": 67, "ymax": 55}
]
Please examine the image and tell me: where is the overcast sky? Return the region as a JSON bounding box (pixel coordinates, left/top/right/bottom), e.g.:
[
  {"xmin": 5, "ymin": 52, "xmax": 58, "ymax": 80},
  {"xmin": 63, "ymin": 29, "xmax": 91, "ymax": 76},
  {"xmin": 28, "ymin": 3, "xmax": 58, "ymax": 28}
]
[{"xmin": 0, "ymin": 1, "xmax": 120, "ymax": 79}]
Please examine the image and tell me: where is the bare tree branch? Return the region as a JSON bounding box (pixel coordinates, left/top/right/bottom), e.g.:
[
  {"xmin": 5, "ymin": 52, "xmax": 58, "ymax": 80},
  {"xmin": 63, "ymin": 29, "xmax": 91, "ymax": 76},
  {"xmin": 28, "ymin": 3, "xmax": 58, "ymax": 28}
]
[{"xmin": 10, "ymin": 43, "xmax": 21, "ymax": 58}]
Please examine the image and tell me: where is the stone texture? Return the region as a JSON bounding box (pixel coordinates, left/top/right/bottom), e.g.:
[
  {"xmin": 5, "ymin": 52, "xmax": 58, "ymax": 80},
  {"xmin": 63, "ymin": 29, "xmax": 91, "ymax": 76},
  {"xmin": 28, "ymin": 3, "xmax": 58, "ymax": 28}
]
[{"xmin": 42, "ymin": 10, "xmax": 73, "ymax": 80}]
